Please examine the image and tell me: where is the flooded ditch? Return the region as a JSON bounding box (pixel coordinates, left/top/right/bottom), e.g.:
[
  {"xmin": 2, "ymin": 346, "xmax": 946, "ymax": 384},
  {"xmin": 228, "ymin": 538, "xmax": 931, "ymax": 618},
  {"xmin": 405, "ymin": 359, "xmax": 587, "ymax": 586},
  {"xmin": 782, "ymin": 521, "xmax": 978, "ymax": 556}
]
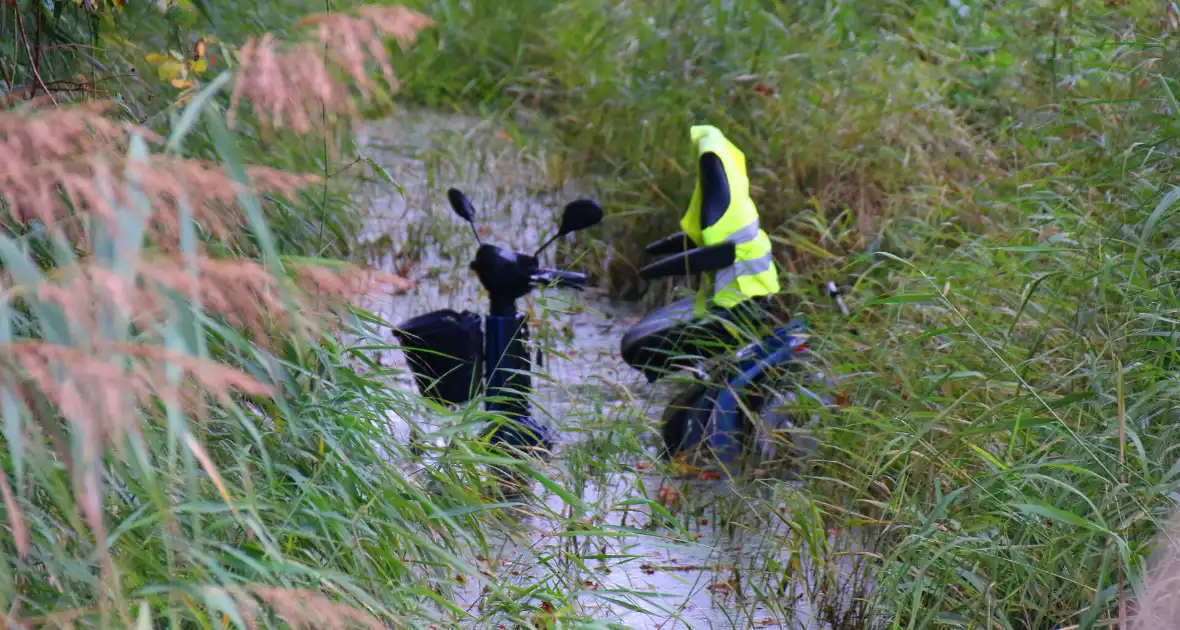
[{"xmin": 351, "ymin": 110, "xmax": 857, "ymax": 629}]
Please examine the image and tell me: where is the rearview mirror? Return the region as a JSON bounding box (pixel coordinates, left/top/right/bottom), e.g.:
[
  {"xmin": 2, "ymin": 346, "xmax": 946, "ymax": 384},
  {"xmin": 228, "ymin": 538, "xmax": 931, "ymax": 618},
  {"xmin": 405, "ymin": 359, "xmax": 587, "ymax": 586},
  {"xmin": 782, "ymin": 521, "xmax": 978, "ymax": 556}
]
[
  {"xmin": 447, "ymin": 188, "xmax": 476, "ymax": 224},
  {"xmin": 447, "ymin": 187, "xmax": 482, "ymax": 243},
  {"xmin": 534, "ymin": 199, "xmax": 604, "ymax": 256},
  {"xmin": 558, "ymin": 199, "xmax": 604, "ymax": 236}
]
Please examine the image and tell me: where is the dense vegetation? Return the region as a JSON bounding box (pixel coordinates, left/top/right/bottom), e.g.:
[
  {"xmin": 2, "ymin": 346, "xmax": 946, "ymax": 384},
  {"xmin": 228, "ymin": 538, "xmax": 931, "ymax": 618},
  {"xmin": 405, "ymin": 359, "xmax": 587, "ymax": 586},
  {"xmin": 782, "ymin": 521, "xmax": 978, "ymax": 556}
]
[
  {"xmin": 4, "ymin": 0, "xmax": 1180, "ymax": 627},
  {"xmin": 391, "ymin": 1, "xmax": 1180, "ymax": 626}
]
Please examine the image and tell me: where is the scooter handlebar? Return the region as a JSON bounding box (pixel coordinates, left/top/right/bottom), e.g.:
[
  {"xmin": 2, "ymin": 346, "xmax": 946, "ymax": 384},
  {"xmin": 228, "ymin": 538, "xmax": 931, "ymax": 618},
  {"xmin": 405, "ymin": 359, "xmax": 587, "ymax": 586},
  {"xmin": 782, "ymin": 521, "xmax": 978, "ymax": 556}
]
[
  {"xmin": 532, "ymin": 268, "xmax": 586, "ymax": 290},
  {"xmin": 645, "ymin": 231, "xmax": 692, "ymax": 256},
  {"xmin": 640, "ymin": 242, "xmax": 736, "ymax": 280}
]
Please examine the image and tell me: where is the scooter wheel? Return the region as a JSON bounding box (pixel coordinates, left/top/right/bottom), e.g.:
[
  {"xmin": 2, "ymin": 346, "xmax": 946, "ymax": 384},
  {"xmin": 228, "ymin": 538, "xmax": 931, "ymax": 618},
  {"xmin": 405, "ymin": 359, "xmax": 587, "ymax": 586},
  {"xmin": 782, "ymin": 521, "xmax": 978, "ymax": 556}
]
[{"xmin": 659, "ymin": 382, "xmax": 709, "ymax": 459}]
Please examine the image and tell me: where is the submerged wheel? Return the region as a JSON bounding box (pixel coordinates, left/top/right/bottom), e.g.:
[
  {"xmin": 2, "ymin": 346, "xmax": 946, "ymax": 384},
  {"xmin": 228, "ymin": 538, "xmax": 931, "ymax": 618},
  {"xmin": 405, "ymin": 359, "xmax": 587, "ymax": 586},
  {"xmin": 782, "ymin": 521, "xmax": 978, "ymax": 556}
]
[
  {"xmin": 658, "ymin": 355, "xmax": 836, "ymax": 472},
  {"xmin": 659, "ymin": 381, "xmax": 710, "ymax": 459},
  {"xmin": 743, "ymin": 367, "xmax": 832, "ymax": 473}
]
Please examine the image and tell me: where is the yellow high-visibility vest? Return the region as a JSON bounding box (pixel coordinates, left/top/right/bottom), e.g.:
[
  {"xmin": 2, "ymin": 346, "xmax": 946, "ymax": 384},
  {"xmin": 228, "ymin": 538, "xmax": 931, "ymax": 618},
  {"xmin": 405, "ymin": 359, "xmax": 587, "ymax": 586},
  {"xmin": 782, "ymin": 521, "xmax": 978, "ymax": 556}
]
[{"xmin": 679, "ymin": 125, "xmax": 780, "ymax": 310}]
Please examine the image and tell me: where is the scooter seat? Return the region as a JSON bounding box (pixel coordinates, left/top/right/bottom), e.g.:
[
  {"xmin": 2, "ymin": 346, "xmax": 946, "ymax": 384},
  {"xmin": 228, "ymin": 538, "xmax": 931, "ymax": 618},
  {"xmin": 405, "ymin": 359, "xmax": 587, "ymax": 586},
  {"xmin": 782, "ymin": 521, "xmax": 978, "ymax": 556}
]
[{"xmin": 621, "ymin": 296, "xmax": 774, "ymax": 383}]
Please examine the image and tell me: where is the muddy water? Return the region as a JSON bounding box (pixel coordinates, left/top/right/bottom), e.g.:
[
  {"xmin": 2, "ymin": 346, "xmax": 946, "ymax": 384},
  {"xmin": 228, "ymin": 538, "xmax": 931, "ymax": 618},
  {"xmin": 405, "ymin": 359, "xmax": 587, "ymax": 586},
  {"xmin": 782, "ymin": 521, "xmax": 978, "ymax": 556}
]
[{"xmin": 354, "ymin": 111, "xmax": 826, "ymax": 629}]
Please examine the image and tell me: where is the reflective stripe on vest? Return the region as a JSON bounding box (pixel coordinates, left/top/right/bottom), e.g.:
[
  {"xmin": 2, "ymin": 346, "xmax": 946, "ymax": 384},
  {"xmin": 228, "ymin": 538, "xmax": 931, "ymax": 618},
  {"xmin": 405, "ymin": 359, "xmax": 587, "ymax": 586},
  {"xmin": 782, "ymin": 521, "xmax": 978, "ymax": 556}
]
[
  {"xmin": 726, "ymin": 218, "xmax": 761, "ymax": 247},
  {"xmin": 715, "ymin": 252, "xmax": 773, "ymax": 294},
  {"xmin": 718, "ymin": 219, "xmax": 768, "ymax": 293}
]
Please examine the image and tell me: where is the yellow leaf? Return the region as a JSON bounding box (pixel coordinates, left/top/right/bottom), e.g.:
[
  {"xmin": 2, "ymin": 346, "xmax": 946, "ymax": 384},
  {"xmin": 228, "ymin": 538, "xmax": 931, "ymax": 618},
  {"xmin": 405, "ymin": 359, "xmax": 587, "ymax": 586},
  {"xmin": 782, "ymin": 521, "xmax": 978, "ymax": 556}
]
[
  {"xmin": 157, "ymin": 61, "xmax": 184, "ymax": 80},
  {"xmin": 145, "ymin": 52, "xmax": 170, "ymax": 64},
  {"xmin": 191, "ymin": 58, "xmax": 207, "ymax": 73},
  {"xmin": 171, "ymin": 77, "xmax": 193, "ymax": 89}
]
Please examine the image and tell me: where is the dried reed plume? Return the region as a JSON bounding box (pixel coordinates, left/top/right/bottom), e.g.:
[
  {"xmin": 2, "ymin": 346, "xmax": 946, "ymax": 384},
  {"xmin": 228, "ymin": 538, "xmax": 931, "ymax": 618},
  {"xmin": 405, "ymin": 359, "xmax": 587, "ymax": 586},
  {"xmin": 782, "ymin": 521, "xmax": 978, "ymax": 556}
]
[
  {"xmin": 3, "ymin": 340, "xmax": 271, "ymax": 445},
  {"xmin": 0, "ymin": 101, "xmax": 152, "ymax": 228},
  {"xmin": 206, "ymin": 585, "xmax": 384, "ymax": 630},
  {"xmin": 290, "ymin": 261, "xmax": 416, "ymax": 299},
  {"xmin": 0, "ymin": 101, "xmax": 150, "ymax": 164},
  {"xmin": 229, "ymin": 5, "xmax": 432, "ymax": 132},
  {"xmin": 31, "ymin": 253, "xmax": 414, "ymax": 352},
  {"xmin": 0, "ymin": 101, "xmax": 319, "ymax": 245},
  {"xmin": 129, "ymin": 156, "xmax": 321, "ymax": 239},
  {"xmin": 0, "ymin": 338, "xmax": 273, "ymax": 547},
  {"xmin": 1131, "ymin": 509, "xmax": 1180, "ymax": 629}
]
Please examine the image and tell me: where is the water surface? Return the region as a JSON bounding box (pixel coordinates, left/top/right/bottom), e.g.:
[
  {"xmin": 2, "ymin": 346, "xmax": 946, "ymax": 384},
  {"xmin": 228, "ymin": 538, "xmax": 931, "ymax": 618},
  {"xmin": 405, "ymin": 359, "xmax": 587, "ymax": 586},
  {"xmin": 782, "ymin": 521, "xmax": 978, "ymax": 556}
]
[{"xmin": 353, "ymin": 111, "xmax": 832, "ymax": 629}]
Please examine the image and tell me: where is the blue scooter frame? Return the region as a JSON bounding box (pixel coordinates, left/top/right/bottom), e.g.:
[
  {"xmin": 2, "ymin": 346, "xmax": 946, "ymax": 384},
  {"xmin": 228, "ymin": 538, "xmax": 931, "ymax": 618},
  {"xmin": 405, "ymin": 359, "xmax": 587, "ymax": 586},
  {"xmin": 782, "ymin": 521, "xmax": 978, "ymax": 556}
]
[
  {"xmin": 634, "ymin": 240, "xmax": 842, "ymax": 470},
  {"xmin": 680, "ymin": 318, "xmax": 812, "ymax": 466}
]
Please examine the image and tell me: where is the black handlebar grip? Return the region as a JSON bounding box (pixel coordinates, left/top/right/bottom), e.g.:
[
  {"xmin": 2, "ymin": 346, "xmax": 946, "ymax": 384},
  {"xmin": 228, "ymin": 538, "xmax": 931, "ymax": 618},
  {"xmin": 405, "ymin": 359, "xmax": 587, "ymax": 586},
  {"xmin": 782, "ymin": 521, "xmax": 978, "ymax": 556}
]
[
  {"xmin": 534, "ymin": 269, "xmax": 586, "ymax": 290},
  {"xmin": 639, "ymin": 242, "xmax": 736, "ymax": 280},
  {"xmin": 645, "ymin": 232, "xmax": 691, "ymax": 256}
]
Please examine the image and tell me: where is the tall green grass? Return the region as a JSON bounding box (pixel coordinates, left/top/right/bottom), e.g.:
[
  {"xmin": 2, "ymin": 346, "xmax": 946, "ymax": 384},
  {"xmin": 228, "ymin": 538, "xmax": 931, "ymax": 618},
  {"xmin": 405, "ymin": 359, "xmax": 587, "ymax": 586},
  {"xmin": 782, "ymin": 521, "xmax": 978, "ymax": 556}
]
[
  {"xmin": 10, "ymin": 0, "xmax": 1180, "ymax": 626},
  {"xmin": 0, "ymin": 5, "xmax": 547, "ymax": 628}
]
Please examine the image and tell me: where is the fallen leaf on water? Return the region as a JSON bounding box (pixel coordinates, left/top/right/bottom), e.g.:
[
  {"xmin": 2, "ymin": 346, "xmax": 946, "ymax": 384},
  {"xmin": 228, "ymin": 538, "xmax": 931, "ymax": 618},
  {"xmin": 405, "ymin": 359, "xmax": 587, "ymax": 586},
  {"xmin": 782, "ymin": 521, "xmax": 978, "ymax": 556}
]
[
  {"xmin": 670, "ymin": 455, "xmax": 702, "ymax": 478},
  {"xmin": 698, "ymin": 518, "xmax": 709, "ymax": 525},
  {"xmin": 656, "ymin": 485, "xmax": 680, "ymax": 507},
  {"xmin": 698, "ymin": 470, "xmax": 722, "ymax": 481},
  {"xmin": 635, "ymin": 460, "xmax": 652, "ymax": 471},
  {"xmin": 707, "ymin": 582, "xmax": 733, "ymax": 594}
]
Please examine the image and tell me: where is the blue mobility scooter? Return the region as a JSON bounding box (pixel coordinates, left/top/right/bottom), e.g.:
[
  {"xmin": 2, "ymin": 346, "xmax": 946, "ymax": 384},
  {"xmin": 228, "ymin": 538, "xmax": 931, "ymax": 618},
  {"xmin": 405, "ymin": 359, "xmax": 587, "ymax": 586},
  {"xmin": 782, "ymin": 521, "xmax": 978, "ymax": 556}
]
[
  {"xmin": 394, "ymin": 188, "xmax": 603, "ymax": 454},
  {"xmin": 621, "ymin": 235, "xmax": 842, "ymax": 472}
]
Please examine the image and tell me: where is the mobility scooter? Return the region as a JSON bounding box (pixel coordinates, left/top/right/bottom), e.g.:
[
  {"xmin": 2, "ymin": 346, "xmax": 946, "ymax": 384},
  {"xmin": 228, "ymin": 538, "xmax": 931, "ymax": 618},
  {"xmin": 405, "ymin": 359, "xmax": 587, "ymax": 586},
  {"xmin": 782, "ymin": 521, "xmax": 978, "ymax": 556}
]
[
  {"xmin": 394, "ymin": 188, "xmax": 603, "ymax": 454},
  {"xmin": 621, "ymin": 234, "xmax": 841, "ymax": 472}
]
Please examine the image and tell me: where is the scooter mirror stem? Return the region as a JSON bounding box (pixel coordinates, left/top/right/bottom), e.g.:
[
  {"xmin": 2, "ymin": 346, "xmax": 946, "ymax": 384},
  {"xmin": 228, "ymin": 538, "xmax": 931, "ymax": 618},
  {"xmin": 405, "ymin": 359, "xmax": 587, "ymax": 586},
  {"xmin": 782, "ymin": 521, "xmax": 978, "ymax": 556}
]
[{"xmin": 533, "ymin": 233, "xmax": 561, "ymax": 258}]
